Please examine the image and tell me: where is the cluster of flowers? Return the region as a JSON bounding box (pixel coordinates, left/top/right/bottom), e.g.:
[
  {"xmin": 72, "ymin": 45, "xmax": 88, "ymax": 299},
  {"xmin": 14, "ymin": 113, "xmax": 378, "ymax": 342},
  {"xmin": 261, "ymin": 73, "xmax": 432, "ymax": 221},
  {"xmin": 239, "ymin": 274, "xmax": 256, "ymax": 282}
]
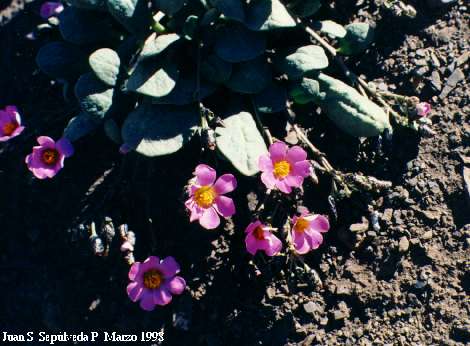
[{"xmin": 1, "ymin": 100, "xmax": 431, "ymax": 312}]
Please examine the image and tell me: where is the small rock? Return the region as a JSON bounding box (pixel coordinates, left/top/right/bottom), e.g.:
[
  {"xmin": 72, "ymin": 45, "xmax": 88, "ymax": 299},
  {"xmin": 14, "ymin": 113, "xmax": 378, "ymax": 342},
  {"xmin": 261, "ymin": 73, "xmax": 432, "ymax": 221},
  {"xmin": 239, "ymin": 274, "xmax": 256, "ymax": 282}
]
[
  {"xmin": 430, "ymin": 71, "xmax": 442, "ymax": 91},
  {"xmin": 349, "ymin": 219, "xmax": 369, "ymax": 233},
  {"xmin": 440, "ymin": 68, "xmax": 465, "ymax": 99},
  {"xmin": 422, "ymin": 230, "xmax": 433, "ymax": 240},
  {"xmin": 399, "ymin": 236, "xmax": 410, "ymax": 253},
  {"xmin": 303, "ymin": 302, "xmax": 323, "ymax": 316},
  {"xmin": 381, "ymin": 208, "xmax": 393, "ymax": 222},
  {"xmin": 427, "ymin": 0, "xmax": 458, "ymax": 7},
  {"xmin": 332, "ymin": 301, "xmax": 350, "ymax": 320},
  {"xmin": 464, "ymin": 167, "xmax": 470, "ymax": 205}
]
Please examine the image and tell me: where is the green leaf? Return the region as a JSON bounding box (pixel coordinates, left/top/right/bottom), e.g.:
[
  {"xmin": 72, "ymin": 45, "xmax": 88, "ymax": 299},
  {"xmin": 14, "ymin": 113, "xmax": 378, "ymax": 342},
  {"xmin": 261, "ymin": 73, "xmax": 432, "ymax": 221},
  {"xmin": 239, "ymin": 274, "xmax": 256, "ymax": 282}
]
[
  {"xmin": 285, "ymin": 0, "xmax": 321, "ymax": 17},
  {"xmin": 89, "ymin": 48, "xmax": 121, "ymax": 87},
  {"xmin": 200, "ymin": 54, "xmax": 232, "ymax": 84},
  {"xmin": 215, "ymin": 111, "xmax": 268, "ymax": 176},
  {"xmin": 152, "ymin": 76, "xmax": 216, "ymax": 105},
  {"xmin": 153, "ymin": 0, "xmax": 185, "ymax": 15},
  {"xmin": 215, "ymin": 23, "xmax": 266, "ymax": 63},
  {"xmin": 254, "ymin": 83, "xmax": 287, "ymax": 113},
  {"xmin": 138, "ymin": 33, "xmax": 180, "ymax": 61},
  {"xmin": 316, "ymin": 20, "xmax": 346, "ymax": 38},
  {"xmin": 121, "ymin": 104, "xmax": 199, "ymax": 156},
  {"xmin": 107, "ymin": 0, "xmax": 152, "ymax": 33},
  {"xmin": 210, "ymin": 0, "xmax": 245, "ymax": 22},
  {"xmin": 63, "ymin": 112, "xmax": 100, "ymax": 142},
  {"xmin": 289, "ymin": 78, "xmax": 323, "ymax": 104},
  {"xmin": 75, "ymin": 73, "xmax": 114, "ymax": 119},
  {"xmin": 69, "ymin": 0, "xmax": 107, "ymax": 11},
  {"xmin": 126, "ymin": 60, "xmax": 179, "ymax": 97},
  {"xmin": 276, "ymin": 45, "xmax": 328, "ymax": 79},
  {"xmin": 226, "ymin": 58, "xmax": 272, "ymax": 94},
  {"xmin": 59, "ymin": 7, "xmax": 115, "ymax": 45},
  {"xmin": 36, "ymin": 42, "xmax": 86, "ymax": 79},
  {"xmin": 183, "ymin": 15, "xmax": 199, "ymax": 40},
  {"xmin": 317, "ymin": 73, "xmax": 390, "ymax": 137},
  {"xmin": 338, "ymin": 23, "xmax": 375, "ymax": 55},
  {"xmin": 245, "ymin": 0, "xmax": 296, "ymax": 31}
]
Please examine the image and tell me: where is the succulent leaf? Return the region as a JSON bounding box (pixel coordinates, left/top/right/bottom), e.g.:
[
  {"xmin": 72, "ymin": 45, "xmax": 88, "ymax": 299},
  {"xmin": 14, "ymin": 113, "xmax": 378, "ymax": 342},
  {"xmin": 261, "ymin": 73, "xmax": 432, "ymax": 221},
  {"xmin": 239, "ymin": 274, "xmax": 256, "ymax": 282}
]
[
  {"xmin": 225, "ymin": 58, "xmax": 272, "ymax": 94},
  {"xmin": 36, "ymin": 41, "xmax": 86, "ymax": 79},
  {"xmin": 75, "ymin": 72, "xmax": 115, "ymax": 119},
  {"xmin": 276, "ymin": 45, "xmax": 328, "ymax": 79},
  {"xmin": 89, "ymin": 48, "xmax": 121, "ymax": 87},
  {"xmin": 338, "ymin": 23, "xmax": 375, "ymax": 55},
  {"xmin": 126, "ymin": 59, "xmax": 179, "ymax": 97}
]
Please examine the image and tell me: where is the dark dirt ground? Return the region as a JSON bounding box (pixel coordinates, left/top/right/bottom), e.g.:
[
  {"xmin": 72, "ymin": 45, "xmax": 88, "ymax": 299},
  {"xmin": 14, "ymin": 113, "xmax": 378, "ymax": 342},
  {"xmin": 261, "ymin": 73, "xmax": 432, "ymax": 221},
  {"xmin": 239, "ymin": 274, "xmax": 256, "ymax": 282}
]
[{"xmin": 0, "ymin": 1, "xmax": 469, "ymax": 345}]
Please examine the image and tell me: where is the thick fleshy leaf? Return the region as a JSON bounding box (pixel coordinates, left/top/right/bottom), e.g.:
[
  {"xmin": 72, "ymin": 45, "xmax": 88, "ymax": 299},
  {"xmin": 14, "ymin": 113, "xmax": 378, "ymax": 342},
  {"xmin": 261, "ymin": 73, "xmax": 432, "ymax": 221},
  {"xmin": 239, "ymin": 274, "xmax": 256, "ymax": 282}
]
[
  {"xmin": 317, "ymin": 73, "xmax": 390, "ymax": 137},
  {"xmin": 107, "ymin": 0, "xmax": 152, "ymax": 33},
  {"xmin": 254, "ymin": 83, "xmax": 287, "ymax": 113},
  {"xmin": 36, "ymin": 42, "xmax": 86, "ymax": 79},
  {"xmin": 216, "ymin": 111, "xmax": 268, "ymax": 176},
  {"xmin": 63, "ymin": 112, "xmax": 100, "ymax": 142},
  {"xmin": 153, "ymin": 0, "xmax": 185, "ymax": 15},
  {"xmin": 200, "ymin": 54, "xmax": 232, "ymax": 84},
  {"xmin": 126, "ymin": 60, "xmax": 179, "ymax": 97},
  {"xmin": 152, "ymin": 76, "xmax": 215, "ymax": 105},
  {"xmin": 226, "ymin": 58, "xmax": 272, "ymax": 94},
  {"xmin": 210, "ymin": 0, "xmax": 245, "ymax": 22},
  {"xmin": 89, "ymin": 48, "xmax": 121, "ymax": 87},
  {"xmin": 285, "ymin": 0, "xmax": 321, "ymax": 17},
  {"xmin": 138, "ymin": 33, "xmax": 180, "ymax": 62},
  {"xmin": 338, "ymin": 23, "xmax": 375, "ymax": 55},
  {"xmin": 215, "ymin": 23, "xmax": 266, "ymax": 63},
  {"xmin": 289, "ymin": 78, "xmax": 324, "ymax": 104},
  {"xmin": 245, "ymin": 0, "xmax": 296, "ymax": 31},
  {"xmin": 315, "ymin": 20, "xmax": 347, "ymax": 38},
  {"xmin": 122, "ymin": 104, "xmax": 199, "ymax": 156},
  {"xmin": 69, "ymin": 0, "xmax": 107, "ymax": 10},
  {"xmin": 59, "ymin": 7, "xmax": 115, "ymax": 45},
  {"xmin": 276, "ymin": 45, "xmax": 328, "ymax": 79},
  {"xmin": 75, "ymin": 73, "xmax": 114, "ymax": 119}
]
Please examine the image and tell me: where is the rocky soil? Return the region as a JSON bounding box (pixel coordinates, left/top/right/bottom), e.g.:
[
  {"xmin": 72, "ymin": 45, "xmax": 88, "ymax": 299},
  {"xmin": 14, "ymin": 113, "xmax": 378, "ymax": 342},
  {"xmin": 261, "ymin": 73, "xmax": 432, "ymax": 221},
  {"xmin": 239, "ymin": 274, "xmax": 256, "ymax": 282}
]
[{"xmin": 0, "ymin": 1, "xmax": 468, "ymax": 345}]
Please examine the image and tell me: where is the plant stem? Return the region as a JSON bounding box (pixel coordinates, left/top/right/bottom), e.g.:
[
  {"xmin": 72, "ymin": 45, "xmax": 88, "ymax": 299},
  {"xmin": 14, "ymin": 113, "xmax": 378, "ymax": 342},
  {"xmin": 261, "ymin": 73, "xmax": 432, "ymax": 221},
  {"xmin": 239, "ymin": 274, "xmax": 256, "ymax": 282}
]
[{"xmin": 251, "ymin": 97, "xmax": 274, "ymax": 145}]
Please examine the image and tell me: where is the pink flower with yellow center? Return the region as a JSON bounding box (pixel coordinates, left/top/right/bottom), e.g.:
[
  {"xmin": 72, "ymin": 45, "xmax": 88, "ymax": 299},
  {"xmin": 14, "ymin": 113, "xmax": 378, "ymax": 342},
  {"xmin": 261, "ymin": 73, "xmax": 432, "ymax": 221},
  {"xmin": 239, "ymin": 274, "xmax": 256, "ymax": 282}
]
[
  {"xmin": 245, "ymin": 220, "xmax": 282, "ymax": 256},
  {"xmin": 0, "ymin": 106, "xmax": 25, "ymax": 142},
  {"xmin": 291, "ymin": 209, "xmax": 329, "ymax": 255},
  {"xmin": 416, "ymin": 102, "xmax": 431, "ymax": 117},
  {"xmin": 258, "ymin": 141, "xmax": 311, "ymax": 194},
  {"xmin": 25, "ymin": 136, "xmax": 74, "ymax": 179},
  {"xmin": 127, "ymin": 256, "xmax": 186, "ymax": 311},
  {"xmin": 185, "ymin": 164, "xmax": 237, "ymax": 230}
]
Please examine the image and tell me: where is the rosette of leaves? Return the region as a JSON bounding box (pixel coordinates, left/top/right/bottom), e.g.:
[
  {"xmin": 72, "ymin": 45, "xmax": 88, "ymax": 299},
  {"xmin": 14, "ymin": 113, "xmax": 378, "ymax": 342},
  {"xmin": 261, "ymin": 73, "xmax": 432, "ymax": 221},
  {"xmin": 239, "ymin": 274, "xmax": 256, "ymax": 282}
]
[{"xmin": 36, "ymin": 0, "xmax": 383, "ymax": 176}]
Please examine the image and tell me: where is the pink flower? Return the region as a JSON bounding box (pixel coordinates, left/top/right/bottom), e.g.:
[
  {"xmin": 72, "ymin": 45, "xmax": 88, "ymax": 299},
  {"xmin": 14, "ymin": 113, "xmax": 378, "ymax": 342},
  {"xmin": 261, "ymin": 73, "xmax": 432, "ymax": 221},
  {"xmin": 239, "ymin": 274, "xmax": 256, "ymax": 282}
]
[
  {"xmin": 258, "ymin": 141, "xmax": 311, "ymax": 194},
  {"xmin": 291, "ymin": 209, "xmax": 329, "ymax": 255},
  {"xmin": 245, "ymin": 220, "xmax": 282, "ymax": 256},
  {"xmin": 416, "ymin": 102, "xmax": 431, "ymax": 117},
  {"xmin": 185, "ymin": 164, "xmax": 237, "ymax": 230},
  {"xmin": 25, "ymin": 136, "xmax": 74, "ymax": 179},
  {"xmin": 40, "ymin": 1, "xmax": 64, "ymax": 19},
  {"xmin": 127, "ymin": 256, "xmax": 186, "ymax": 311},
  {"xmin": 0, "ymin": 106, "xmax": 25, "ymax": 142},
  {"xmin": 119, "ymin": 143, "xmax": 131, "ymax": 154}
]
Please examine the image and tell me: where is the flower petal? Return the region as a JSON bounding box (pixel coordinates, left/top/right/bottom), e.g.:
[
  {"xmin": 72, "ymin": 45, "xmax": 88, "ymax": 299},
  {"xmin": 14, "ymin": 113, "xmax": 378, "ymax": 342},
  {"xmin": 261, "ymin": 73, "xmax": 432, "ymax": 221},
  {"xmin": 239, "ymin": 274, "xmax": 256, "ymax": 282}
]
[
  {"xmin": 141, "ymin": 256, "xmax": 160, "ymax": 273},
  {"xmin": 139, "ymin": 290, "xmax": 156, "ymax": 311},
  {"xmin": 269, "ymin": 141, "xmax": 288, "ymax": 162},
  {"xmin": 245, "ymin": 220, "xmax": 262, "ymax": 234},
  {"xmin": 128, "ymin": 262, "xmax": 142, "ymax": 281},
  {"xmin": 264, "ymin": 233, "xmax": 282, "ymax": 256},
  {"xmin": 258, "ymin": 154, "xmax": 273, "ymax": 172},
  {"xmin": 292, "ymin": 231, "xmax": 310, "ymax": 255},
  {"xmin": 261, "ymin": 171, "xmax": 276, "ymax": 189},
  {"xmin": 127, "ymin": 282, "xmax": 144, "ymax": 302},
  {"xmin": 199, "ymin": 207, "xmax": 220, "ymax": 230},
  {"xmin": 275, "ymin": 179, "xmax": 292, "ymax": 194},
  {"xmin": 159, "ymin": 256, "xmax": 180, "ymax": 277},
  {"xmin": 292, "ymin": 160, "xmax": 311, "ymax": 177},
  {"xmin": 214, "ymin": 196, "xmax": 235, "ymax": 217},
  {"xmin": 213, "ymin": 174, "xmax": 237, "ymax": 194},
  {"xmin": 37, "ymin": 136, "xmax": 55, "ymax": 148},
  {"xmin": 153, "ymin": 287, "xmax": 172, "ymax": 306},
  {"xmin": 194, "ymin": 164, "xmax": 216, "ymax": 186},
  {"xmin": 56, "ymin": 137, "xmax": 74, "ymax": 157},
  {"xmin": 310, "ymin": 215, "xmax": 330, "ymax": 233},
  {"xmin": 287, "ymin": 146, "xmax": 307, "ymax": 163},
  {"xmin": 167, "ymin": 276, "xmax": 186, "ymax": 295},
  {"xmin": 284, "ymin": 174, "xmax": 303, "ymax": 188},
  {"xmin": 245, "ymin": 233, "xmax": 261, "ymax": 255},
  {"xmin": 305, "ymin": 230, "xmax": 323, "ymax": 249}
]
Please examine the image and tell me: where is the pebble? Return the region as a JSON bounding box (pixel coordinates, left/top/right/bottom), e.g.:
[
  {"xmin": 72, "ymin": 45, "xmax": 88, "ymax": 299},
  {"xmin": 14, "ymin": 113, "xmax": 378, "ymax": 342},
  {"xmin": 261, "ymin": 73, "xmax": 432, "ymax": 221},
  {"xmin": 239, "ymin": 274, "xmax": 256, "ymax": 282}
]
[
  {"xmin": 422, "ymin": 231, "xmax": 433, "ymax": 240},
  {"xmin": 463, "ymin": 167, "xmax": 470, "ymax": 205},
  {"xmin": 399, "ymin": 236, "xmax": 410, "ymax": 252}
]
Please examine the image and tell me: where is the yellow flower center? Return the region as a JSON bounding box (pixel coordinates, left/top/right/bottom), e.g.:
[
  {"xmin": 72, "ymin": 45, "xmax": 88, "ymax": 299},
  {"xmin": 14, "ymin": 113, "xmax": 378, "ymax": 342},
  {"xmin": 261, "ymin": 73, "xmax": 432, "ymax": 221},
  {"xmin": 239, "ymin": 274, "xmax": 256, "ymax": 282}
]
[
  {"xmin": 2, "ymin": 121, "xmax": 18, "ymax": 136},
  {"xmin": 143, "ymin": 269, "xmax": 163, "ymax": 289},
  {"xmin": 42, "ymin": 149, "xmax": 59, "ymax": 165},
  {"xmin": 294, "ymin": 218, "xmax": 309, "ymax": 233},
  {"xmin": 194, "ymin": 186, "xmax": 217, "ymax": 208},
  {"xmin": 253, "ymin": 226, "xmax": 265, "ymax": 240},
  {"xmin": 273, "ymin": 160, "xmax": 291, "ymax": 179}
]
